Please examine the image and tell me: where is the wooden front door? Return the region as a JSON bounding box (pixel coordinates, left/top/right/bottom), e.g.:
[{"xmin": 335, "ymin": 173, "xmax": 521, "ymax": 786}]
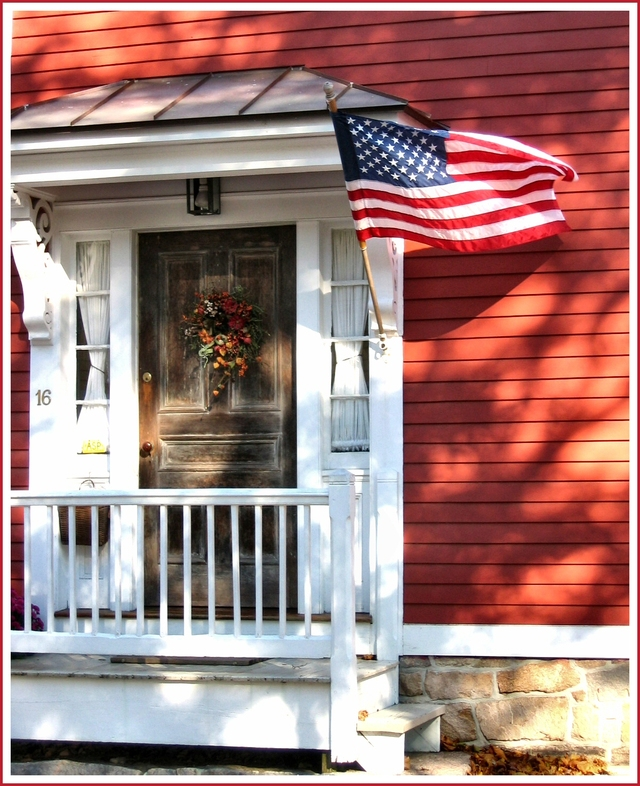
[{"xmin": 138, "ymin": 226, "xmax": 296, "ymax": 610}]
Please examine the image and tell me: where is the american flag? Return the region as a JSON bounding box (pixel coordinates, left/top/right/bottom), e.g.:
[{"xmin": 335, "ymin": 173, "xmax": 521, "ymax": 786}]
[{"xmin": 331, "ymin": 112, "xmax": 578, "ymax": 253}]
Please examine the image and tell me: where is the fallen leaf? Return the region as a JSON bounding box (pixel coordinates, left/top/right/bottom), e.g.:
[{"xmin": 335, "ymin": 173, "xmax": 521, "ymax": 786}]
[{"xmin": 468, "ymin": 747, "xmax": 610, "ymax": 776}]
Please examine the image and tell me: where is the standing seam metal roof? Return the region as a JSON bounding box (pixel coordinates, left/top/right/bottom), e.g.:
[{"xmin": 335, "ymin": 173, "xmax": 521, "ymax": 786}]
[{"xmin": 11, "ymin": 66, "xmax": 407, "ymax": 131}]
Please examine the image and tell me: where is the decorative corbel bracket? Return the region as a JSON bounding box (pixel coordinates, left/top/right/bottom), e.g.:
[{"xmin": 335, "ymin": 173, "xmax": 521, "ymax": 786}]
[{"xmin": 11, "ymin": 187, "xmax": 54, "ymax": 345}]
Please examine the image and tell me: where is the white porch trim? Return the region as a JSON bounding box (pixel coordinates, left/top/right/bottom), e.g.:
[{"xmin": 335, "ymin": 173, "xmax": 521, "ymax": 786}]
[
  {"xmin": 11, "ymin": 112, "xmax": 405, "ymax": 187},
  {"xmin": 402, "ymin": 624, "xmax": 633, "ymax": 659}
]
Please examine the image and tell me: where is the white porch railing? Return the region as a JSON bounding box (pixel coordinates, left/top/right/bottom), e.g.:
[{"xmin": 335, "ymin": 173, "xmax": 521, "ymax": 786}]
[{"xmin": 10, "ymin": 473, "xmax": 357, "ymax": 662}]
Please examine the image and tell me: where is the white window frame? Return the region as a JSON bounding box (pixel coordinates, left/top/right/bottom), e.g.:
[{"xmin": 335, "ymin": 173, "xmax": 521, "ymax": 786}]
[
  {"xmin": 320, "ymin": 222, "xmax": 371, "ymax": 472},
  {"xmin": 59, "ymin": 230, "xmax": 137, "ymax": 492}
]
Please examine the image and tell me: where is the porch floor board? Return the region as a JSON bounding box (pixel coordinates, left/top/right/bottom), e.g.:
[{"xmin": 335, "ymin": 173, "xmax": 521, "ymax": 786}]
[
  {"xmin": 54, "ymin": 608, "xmax": 373, "ymax": 623},
  {"xmin": 11, "ymin": 654, "xmax": 396, "ymax": 684}
]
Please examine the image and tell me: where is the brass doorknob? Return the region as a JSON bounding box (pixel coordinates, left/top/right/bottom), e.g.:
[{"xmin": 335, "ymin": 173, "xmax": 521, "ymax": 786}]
[{"xmin": 141, "ymin": 441, "xmax": 153, "ymax": 454}]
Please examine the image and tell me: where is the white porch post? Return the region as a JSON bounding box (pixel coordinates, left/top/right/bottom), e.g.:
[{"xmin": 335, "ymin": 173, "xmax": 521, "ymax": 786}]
[
  {"xmin": 10, "ymin": 188, "xmax": 71, "ymax": 619},
  {"xmin": 375, "ymin": 470, "xmax": 402, "ymax": 666},
  {"xmin": 367, "ymin": 238, "xmax": 404, "ymax": 662},
  {"xmin": 329, "ymin": 470, "xmax": 359, "ymax": 763}
]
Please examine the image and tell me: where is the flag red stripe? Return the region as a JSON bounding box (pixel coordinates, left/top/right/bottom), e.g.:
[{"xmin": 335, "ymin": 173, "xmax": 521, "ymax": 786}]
[
  {"xmin": 349, "ymin": 200, "xmax": 564, "ymax": 232},
  {"xmin": 356, "ymin": 220, "xmax": 570, "ymax": 252},
  {"xmin": 449, "ymin": 163, "xmax": 566, "ymax": 182},
  {"xmin": 446, "ymin": 131, "xmax": 578, "ymax": 181},
  {"xmin": 348, "ymin": 179, "xmax": 557, "ymax": 212}
]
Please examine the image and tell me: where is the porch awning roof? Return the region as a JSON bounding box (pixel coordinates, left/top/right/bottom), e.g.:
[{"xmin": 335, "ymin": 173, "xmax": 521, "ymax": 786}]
[
  {"xmin": 11, "ymin": 66, "xmax": 407, "ymax": 132},
  {"xmin": 11, "ymin": 67, "xmax": 439, "ymax": 189}
]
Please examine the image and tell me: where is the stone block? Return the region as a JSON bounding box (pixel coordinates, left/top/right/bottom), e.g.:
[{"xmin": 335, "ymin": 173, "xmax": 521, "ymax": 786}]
[
  {"xmin": 408, "ymin": 751, "xmax": 471, "ymax": 775},
  {"xmin": 425, "ymin": 670, "xmax": 493, "ymax": 700},
  {"xmin": 400, "ymin": 670, "xmax": 425, "ymax": 697},
  {"xmin": 586, "ymin": 663, "xmax": 629, "ymax": 701},
  {"xmin": 430, "ymin": 657, "xmax": 516, "ymax": 669},
  {"xmin": 571, "ymin": 702, "xmax": 600, "ymax": 741},
  {"xmin": 500, "ymin": 742, "xmax": 606, "ymax": 758},
  {"xmin": 476, "ymin": 696, "xmax": 569, "ymax": 741},
  {"xmin": 12, "ymin": 762, "xmax": 142, "ymax": 776},
  {"xmin": 621, "ymin": 702, "xmax": 630, "ymax": 744},
  {"xmin": 498, "ymin": 659, "xmax": 581, "ymax": 694},
  {"xmin": 400, "ymin": 656, "xmax": 430, "ymax": 667},
  {"xmin": 611, "ymin": 746, "xmax": 630, "ymax": 766},
  {"xmin": 424, "ymin": 671, "xmax": 493, "ymax": 700},
  {"xmin": 440, "ymin": 704, "xmax": 477, "ymax": 742},
  {"xmin": 602, "ymin": 715, "xmax": 622, "ymax": 744},
  {"xmin": 575, "ymin": 659, "xmax": 611, "ymax": 670}
]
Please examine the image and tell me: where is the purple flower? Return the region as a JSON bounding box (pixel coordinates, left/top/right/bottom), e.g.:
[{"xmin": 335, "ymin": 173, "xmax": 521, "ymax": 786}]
[{"xmin": 11, "ymin": 588, "xmax": 44, "ymax": 631}]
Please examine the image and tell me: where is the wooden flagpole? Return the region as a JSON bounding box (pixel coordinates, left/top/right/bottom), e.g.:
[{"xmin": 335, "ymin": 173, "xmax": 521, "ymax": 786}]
[{"xmin": 324, "ymin": 82, "xmax": 388, "ymax": 352}]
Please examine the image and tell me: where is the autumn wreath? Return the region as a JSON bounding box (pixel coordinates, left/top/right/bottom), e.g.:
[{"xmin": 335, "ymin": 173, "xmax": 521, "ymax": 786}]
[{"xmin": 181, "ymin": 288, "xmax": 267, "ymax": 399}]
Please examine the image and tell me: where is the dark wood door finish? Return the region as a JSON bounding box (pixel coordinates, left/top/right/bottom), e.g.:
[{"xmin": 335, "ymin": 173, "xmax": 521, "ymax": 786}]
[{"xmin": 138, "ymin": 226, "xmax": 297, "ymax": 609}]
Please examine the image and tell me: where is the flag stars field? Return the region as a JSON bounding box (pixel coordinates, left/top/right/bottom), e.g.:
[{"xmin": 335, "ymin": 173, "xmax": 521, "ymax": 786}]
[{"xmin": 332, "ymin": 111, "xmax": 578, "ymax": 253}]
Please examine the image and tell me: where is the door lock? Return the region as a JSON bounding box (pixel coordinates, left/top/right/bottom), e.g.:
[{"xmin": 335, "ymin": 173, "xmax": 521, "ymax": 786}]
[{"xmin": 142, "ymin": 372, "xmax": 152, "ymax": 383}]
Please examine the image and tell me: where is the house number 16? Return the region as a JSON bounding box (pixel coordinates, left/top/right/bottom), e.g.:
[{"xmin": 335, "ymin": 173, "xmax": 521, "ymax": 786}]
[{"xmin": 35, "ymin": 389, "xmax": 52, "ymax": 406}]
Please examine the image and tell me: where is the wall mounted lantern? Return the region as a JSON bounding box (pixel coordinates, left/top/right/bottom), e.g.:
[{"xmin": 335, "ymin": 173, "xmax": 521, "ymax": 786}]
[{"xmin": 187, "ymin": 177, "xmax": 221, "ymax": 215}]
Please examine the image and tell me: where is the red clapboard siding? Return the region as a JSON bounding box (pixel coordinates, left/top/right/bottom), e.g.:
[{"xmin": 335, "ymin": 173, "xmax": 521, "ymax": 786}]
[
  {"xmin": 405, "ymin": 501, "xmax": 629, "ymax": 524},
  {"xmin": 399, "ymin": 10, "xmax": 629, "ymax": 625},
  {"xmin": 405, "ymin": 523, "xmax": 629, "ymax": 546},
  {"xmin": 10, "ymin": 10, "xmax": 629, "ymax": 625},
  {"xmin": 10, "ymin": 10, "xmax": 630, "ymax": 113},
  {"xmin": 403, "ymin": 606, "xmax": 629, "ymax": 625},
  {"xmin": 11, "ymin": 259, "xmax": 29, "ymax": 593},
  {"xmin": 405, "ymin": 440, "xmax": 629, "ymax": 463}
]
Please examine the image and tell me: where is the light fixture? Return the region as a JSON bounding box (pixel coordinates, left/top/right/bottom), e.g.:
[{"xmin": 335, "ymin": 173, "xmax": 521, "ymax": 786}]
[{"xmin": 186, "ymin": 177, "xmax": 221, "ymax": 215}]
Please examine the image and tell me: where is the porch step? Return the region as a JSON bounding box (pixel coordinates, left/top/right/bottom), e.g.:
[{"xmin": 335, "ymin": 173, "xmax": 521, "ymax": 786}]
[
  {"xmin": 12, "ymin": 655, "xmax": 398, "ymax": 755},
  {"xmin": 357, "ymin": 702, "xmax": 445, "ymax": 735},
  {"xmin": 356, "ymin": 703, "xmax": 445, "ymax": 776},
  {"xmin": 11, "ymin": 653, "xmax": 394, "ymax": 686}
]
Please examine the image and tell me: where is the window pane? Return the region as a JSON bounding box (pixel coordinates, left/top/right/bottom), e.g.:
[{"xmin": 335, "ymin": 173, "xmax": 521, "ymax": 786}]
[
  {"xmin": 76, "ymin": 241, "xmax": 110, "ymax": 453},
  {"xmin": 331, "ymin": 230, "xmax": 369, "ymax": 453}
]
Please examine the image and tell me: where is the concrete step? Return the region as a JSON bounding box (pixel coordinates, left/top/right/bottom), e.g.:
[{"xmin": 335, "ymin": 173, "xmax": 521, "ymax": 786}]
[
  {"xmin": 357, "ymin": 702, "xmax": 445, "ymax": 734},
  {"xmin": 356, "ymin": 703, "xmax": 445, "ymax": 776}
]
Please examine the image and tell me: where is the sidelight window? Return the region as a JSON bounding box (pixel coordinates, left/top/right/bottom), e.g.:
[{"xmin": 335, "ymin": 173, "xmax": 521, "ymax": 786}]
[
  {"xmin": 75, "ymin": 240, "xmax": 110, "ymax": 454},
  {"xmin": 330, "ymin": 229, "xmax": 370, "ymax": 452}
]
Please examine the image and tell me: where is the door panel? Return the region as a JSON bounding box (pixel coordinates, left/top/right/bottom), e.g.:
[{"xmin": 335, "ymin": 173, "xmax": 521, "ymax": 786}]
[{"xmin": 138, "ymin": 227, "xmax": 296, "ymax": 609}]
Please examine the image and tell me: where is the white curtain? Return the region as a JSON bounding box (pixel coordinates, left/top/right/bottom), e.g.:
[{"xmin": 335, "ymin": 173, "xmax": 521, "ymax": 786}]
[
  {"xmin": 76, "ymin": 241, "xmax": 110, "ymax": 453},
  {"xmin": 331, "ymin": 231, "xmax": 369, "ymax": 451}
]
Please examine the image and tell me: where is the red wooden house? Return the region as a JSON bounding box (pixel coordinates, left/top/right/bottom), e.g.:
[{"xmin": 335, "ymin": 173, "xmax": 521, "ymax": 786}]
[{"xmin": 9, "ymin": 7, "xmax": 632, "ymax": 771}]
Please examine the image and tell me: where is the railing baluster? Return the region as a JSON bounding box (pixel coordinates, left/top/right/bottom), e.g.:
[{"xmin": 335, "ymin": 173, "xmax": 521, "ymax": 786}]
[
  {"xmin": 113, "ymin": 505, "xmax": 122, "ymax": 635},
  {"xmin": 207, "ymin": 505, "xmax": 216, "ymax": 636},
  {"xmin": 255, "ymin": 506, "xmax": 263, "ymax": 638},
  {"xmin": 47, "ymin": 506, "xmax": 54, "ymax": 633},
  {"xmin": 136, "ymin": 505, "xmax": 145, "ymax": 636},
  {"xmin": 12, "ymin": 487, "xmax": 341, "ymax": 657},
  {"xmin": 159, "ymin": 505, "xmax": 168, "ymax": 638},
  {"xmin": 303, "ymin": 505, "xmax": 312, "ymax": 638},
  {"xmin": 231, "ymin": 505, "xmax": 241, "ymax": 638},
  {"xmin": 91, "ymin": 506, "xmax": 99, "ymax": 633},
  {"xmin": 23, "ymin": 507, "xmax": 32, "ymax": 634},
  {"xmin": 183, "ymin": 505, "xmax": 192, "ymax": 637},
  {"xmin": 278, "ymin": 505, "xmax": 286, "ymax": 638},
  {"xmin": 68, "ymin": 506, "xmax": 77, "ymax": 633}
]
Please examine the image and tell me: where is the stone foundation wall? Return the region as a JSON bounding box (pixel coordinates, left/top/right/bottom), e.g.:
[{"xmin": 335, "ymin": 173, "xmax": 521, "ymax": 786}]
[{"xmin": 399, "ymin": 657, "xmax": 629, "ymax": 765}]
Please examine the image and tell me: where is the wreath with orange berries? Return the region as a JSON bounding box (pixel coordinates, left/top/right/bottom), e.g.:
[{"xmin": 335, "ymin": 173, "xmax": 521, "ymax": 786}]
[{"xmin": 181, "ymin": 288, "xmax": 267, "ymax": 399}]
